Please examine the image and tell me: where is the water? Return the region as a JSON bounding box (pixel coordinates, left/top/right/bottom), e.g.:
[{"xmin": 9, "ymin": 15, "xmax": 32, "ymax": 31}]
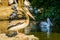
[{"xmin": 40, "ymin": 18, "xmax": 53, "ymax": 38}]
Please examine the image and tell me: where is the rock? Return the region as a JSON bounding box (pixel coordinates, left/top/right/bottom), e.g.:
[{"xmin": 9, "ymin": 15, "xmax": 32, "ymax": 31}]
[
  {"xmin": 6, "ymin": 30, "xmax": 17, "ymax": 37},
  {"xmin": 0, "ymin": 33, "xmax": 39, "ymax": 40}
]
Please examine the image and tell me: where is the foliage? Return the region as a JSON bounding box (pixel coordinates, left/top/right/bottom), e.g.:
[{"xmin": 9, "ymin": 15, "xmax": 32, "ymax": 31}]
[
  {"xmin": 29, "ymin": 0, "xmax": 59, "ymax": 22},
  {"xmin": 29, "ymin": 0, "xmax": 60, "ymax": 32}
]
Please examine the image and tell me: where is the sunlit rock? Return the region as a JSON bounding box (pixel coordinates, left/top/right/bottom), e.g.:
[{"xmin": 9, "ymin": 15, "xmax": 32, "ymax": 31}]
[{"xmin": 0, "ymin": 33, "xmax": 39, "ymax": 40}]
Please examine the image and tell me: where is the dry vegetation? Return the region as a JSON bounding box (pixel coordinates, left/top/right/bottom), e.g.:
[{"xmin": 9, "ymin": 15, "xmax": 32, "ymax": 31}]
[{"xmin": 0, "ymin": 21, "xmax": 9, "ymax": 33}]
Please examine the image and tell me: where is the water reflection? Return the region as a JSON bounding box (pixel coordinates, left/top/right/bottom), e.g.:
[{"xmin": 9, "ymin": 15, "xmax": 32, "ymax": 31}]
[{"xmin": 40, "ymin": 18, "xmax": 53, "ymax": 38}]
